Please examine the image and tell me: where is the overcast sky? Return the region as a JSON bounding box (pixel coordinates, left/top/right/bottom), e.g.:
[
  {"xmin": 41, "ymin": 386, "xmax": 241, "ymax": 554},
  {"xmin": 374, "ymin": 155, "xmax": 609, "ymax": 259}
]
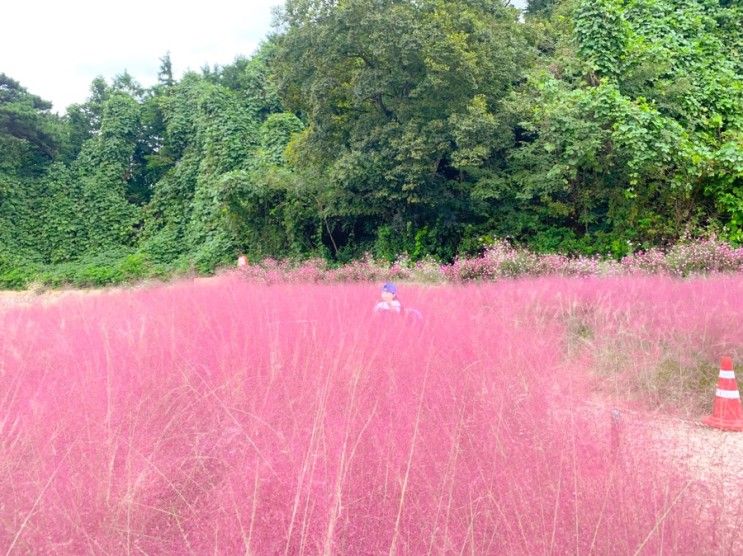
[
  {"xmin": 2, "ymin": 0, "xmax": 284, "ymax": 113},
  {"xmin": 2, "ymin": 0, "xmax": 528, "ymax": 114}
]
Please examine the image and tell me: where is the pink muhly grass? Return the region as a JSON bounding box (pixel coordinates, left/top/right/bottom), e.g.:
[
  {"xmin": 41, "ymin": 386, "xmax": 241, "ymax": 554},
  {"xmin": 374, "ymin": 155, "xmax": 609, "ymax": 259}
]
[{"xmin": 0, "ymin": 275, "xmax": 740, "ymax": 554}]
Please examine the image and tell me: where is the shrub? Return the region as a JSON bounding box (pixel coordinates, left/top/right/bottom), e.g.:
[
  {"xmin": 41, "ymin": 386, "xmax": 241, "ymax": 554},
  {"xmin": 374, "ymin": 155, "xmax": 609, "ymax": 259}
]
[
  {"xmin": 117, "ymin": 252, "xmax": 155, "ymax": 280},
  {"xmin": 73, "ymin": 264, "xmax": 123, "ymax": 287},
  {"xmin": 1, "ymin": 238, "xmax": 741, "ymax": 291},
  {"xmin": 0, "ymin": 266, "xmax": 35, "ymax": 290}
]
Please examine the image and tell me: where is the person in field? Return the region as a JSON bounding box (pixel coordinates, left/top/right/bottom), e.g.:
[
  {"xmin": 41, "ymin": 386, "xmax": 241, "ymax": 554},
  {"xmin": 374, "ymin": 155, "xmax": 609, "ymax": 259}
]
[
  {"xmin": 373, "ymin": 282, "xmax": 402, "ymax": 314},
  {"xmin": 373, "ymin": 282, "xmax": 423, "ymax": 323}
]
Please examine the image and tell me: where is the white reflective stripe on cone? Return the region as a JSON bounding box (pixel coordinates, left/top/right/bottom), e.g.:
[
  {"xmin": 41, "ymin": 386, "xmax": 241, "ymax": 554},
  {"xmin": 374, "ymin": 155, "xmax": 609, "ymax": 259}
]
[
  {"xmin": 716, "ymin": 389, "xmax": 741, "ymax": 400},
  {"xmin": 719, "ymin": 370, "xmax": 736, "ymax": 379}
]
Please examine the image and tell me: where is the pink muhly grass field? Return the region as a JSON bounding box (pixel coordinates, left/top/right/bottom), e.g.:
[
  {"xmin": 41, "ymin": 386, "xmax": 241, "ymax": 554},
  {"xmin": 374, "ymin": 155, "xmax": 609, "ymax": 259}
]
[{"xmin": 1, "ymin": 275, "xmax": 741, "ymax": 554}]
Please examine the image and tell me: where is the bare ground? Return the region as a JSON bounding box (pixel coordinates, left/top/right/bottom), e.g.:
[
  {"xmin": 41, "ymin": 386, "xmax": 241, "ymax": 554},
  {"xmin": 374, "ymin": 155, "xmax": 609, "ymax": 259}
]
[{"xmin": 578, "ymin": 399, "xmax": 743, "ymax": 549}]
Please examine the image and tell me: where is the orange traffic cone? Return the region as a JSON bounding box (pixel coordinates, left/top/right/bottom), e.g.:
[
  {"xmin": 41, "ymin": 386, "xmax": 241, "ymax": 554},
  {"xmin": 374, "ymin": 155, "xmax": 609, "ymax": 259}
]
[{"xmin": 702, "ymin": 356, "xmax": 743, "ymax": 431}]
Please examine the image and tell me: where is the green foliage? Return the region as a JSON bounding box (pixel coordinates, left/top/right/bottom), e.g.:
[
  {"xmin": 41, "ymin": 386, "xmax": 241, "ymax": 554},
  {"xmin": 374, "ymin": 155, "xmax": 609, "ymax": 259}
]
[
  {"xmin": 218, "ymin": 40, "xmax": 284, "ymax": 120},
  {"xmin": 273, "ymin": 0, "xmax": 530, "ymax": 258},
  {"xmin": 157, "ymin": 52, "xmax": 175, "ymax": 87},
  {"xmin": 258, "ymin": 113, "xmax": 304, "ymax": 165},
  {"xmin": 494, "ymin": 0, "xmax": 743, "ymax": 252},
  {"xmin": 705, "ymin": 132, "xmax": 743, "ymax": 243},
  {"xmin": 574, "ymin": 0, "xmax": 629, "ymax": 80},
  {"xmin": 0, "ymin": 74, "xmax": 61, "ymax": 174},
  {"xmin": 71, "ymin": 93, "xmax": 143, "ymax": 251},
  {"xmin": 27, "ymin": 250, "xmax": 166, "ymax": 288},
  {"xmin": 527, "ymin": 0, "xmax": 558, "ymax": 16},
  {"xmin": 0, "ymin": 267, "xmax": 34, "ymax": 290},
  {"xmin": 0, "ymin": 251, "xmax": 37, "ymax": 289}
]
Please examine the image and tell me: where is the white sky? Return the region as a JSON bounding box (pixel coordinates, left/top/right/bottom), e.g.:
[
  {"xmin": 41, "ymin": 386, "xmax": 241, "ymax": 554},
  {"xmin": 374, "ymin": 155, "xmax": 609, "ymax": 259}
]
[
  {"xmin": 1, "ymin": 0, "xmax": 528, "ymax": 115},
  {"xmin": 1, "ymin": 0, "xmax": 284, "ymax": 114}
]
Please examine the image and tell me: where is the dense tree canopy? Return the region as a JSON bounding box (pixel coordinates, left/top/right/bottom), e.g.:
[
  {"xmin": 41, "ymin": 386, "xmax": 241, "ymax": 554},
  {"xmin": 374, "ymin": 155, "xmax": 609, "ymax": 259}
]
[
  {"xmin": 1, "ymin": 0, "xmax": 741, "ymax": 286},
  {"xmin": 271, "ymin": 0, "xmax": 529, "ymax": 259}
]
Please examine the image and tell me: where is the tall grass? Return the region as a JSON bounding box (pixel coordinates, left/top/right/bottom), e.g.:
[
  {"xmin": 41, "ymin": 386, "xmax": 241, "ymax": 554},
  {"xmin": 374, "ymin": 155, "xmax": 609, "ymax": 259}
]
[{"xmin": 1, "ymin": 276, "xmax": 740, "ymax": 554}]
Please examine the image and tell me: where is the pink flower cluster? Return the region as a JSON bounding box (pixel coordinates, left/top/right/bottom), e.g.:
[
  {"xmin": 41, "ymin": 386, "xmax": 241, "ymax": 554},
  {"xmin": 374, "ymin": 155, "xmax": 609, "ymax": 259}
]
[
  {"xmin": 621, "ymin": 239, "xmax": 743, "ymax": 276},
  {"xmin": 234, "ymin": 239, "xmax": 743, "ymax": 284},
  {"xmin": 442, "ymin": 243, "xmax": 620, "ymax": 282}
]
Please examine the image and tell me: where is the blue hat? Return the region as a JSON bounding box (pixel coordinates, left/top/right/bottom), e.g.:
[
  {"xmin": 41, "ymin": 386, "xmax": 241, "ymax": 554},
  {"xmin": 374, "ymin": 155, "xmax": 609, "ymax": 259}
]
[{"xmin": 382, "ymin": 282, "xmax": 397, "ymax": 295}]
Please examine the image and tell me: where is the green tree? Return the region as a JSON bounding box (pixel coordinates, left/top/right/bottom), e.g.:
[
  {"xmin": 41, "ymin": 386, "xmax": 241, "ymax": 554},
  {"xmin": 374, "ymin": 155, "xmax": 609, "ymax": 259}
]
[
  {"xmin": 158, "ymin": 52, "xmax": 175, "ymax": 87},
  {"xmin": 218, "ymin": 40, "xmax": 284, "ymax": 120},
  {"xmin": 274, "ymin": 0, "xmax": 530, "ymax": 258},
  {"xmin": 0, "ymin": 74, "xmax": 60, "ymax": 170},
  {"xmin": 526, "ymin": 0, "xmax": 558, "ymax": 15},
  {"xmin": 71, "ymin": 92, "xmax": 143, "ymax": 251},
  {"xmin": 495, "ymin": 0, "xmax": 743, "ymax": 252}
]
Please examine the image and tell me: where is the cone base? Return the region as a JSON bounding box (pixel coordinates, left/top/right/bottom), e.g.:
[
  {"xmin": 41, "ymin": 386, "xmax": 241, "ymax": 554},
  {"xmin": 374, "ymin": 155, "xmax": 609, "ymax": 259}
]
[{"xmin": 702, "ymin": 415, "xmax": 743, "ymax": 432}]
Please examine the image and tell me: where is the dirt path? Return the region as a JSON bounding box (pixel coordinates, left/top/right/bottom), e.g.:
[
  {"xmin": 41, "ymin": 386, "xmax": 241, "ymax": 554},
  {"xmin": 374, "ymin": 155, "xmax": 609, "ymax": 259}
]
[
  {"xmin": 641, "ymin": 411, "xmax": 743, "ymax": 547},
  {"xmin": 576, "ymin": 400, "xmax": 743, "ymax": 549},
  {"xmin": 578, "ymin": 401, "xmax": 743, "ymax": 484}
]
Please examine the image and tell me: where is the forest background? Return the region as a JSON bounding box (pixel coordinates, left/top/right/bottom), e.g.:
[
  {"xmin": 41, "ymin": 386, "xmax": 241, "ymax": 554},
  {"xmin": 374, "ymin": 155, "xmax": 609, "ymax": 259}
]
[{"xmin": 1, "ymin": 0, "xmax": 741, "ymax": 288}]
